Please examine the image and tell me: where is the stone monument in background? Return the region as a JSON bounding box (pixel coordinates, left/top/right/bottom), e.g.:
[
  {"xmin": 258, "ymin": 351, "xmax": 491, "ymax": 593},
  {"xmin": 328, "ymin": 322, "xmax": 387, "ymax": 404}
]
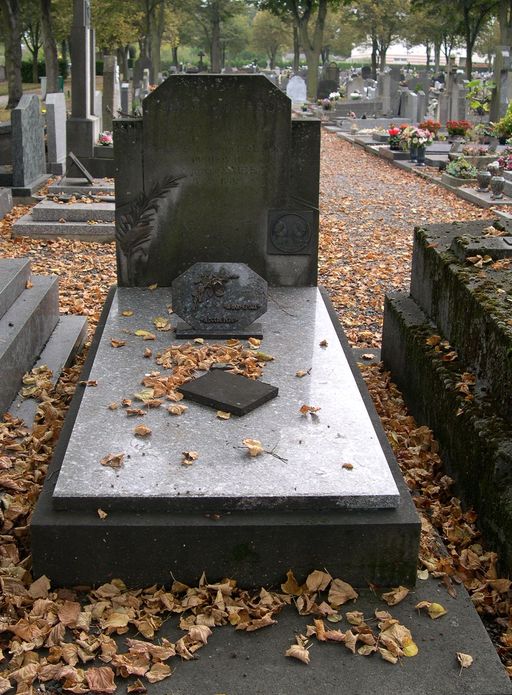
[{"xmin": 66, "ymin": 0, "xmax": 99, "ymax": 160}]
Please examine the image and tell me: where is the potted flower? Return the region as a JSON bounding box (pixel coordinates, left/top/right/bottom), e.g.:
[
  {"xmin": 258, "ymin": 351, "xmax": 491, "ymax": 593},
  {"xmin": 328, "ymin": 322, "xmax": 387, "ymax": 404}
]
[
  {"xmin": 493, "ymin": 107, "xmax": 512, "ymax": 143},
  {"xmin": 321, "ymin": 98, "xmax": 331, "ymax": 111},
  {"xmin": 446, "ymin": 120, "xmax": 472, "ymax": 138},
  {"xmin": 419, "ymin": 119, "xmax": 441, "ymax": 137},
  {"xmin": 388, "ymin": 126, "xmax": 401, "ymax": 150},
  {"xmin": 97, "ymin": 131, "xmax": 113, "ymax": 146},
  {"xmin": 442, "ymin": 156, "xmax": 478, "ymax": 187},
  {"xmin": 409, "ymin": 127, "xmax": 434, "ymax": 165}
]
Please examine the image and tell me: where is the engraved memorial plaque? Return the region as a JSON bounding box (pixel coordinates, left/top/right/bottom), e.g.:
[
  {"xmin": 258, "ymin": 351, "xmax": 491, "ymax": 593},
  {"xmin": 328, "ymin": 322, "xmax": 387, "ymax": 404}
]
[
  {"xmin": 172, "ymin": 262, "xmax": 267, "ymax": 338},
  {"xmin": 267, "ymin": 210, "xmax": 316, "ymax": 255}
]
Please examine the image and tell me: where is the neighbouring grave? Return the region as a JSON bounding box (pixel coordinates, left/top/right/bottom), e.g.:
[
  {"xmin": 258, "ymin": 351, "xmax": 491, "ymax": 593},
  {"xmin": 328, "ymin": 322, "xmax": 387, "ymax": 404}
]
[
  {"xmin": 45, "ymin": 93, "xmax": 67, "ymax": 175},
  {"xmin": 11, "ymin": 94, "xmax": 50, "ymax": 195},
  {"xmin": 382, "ymin": 220, "xmax": 512, "ymax": 572},
  {"xmin": 32, "ymin": 75, "xmax": 419, "ymax": 589},
  {"xmin": 285, "ymin": 75, "xmax": 307, "ymax": 104}
]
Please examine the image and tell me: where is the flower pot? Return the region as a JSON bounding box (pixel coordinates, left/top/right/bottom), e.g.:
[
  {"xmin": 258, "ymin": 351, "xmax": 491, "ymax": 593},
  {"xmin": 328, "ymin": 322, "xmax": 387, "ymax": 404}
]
[
  {"xmin": 476, "ymin": 169, "xmax": 492, "ymax": 192},
  {"xmin": 416, "ymin": 145, "xmax": 426, "ymax": 166},
  {"xmin": 409, "ymin": 144, "xmax": 418, "ymax": 162},
  {"xmin": 490, "ymin": 175, "xmax": 505, "ymax": 199}
]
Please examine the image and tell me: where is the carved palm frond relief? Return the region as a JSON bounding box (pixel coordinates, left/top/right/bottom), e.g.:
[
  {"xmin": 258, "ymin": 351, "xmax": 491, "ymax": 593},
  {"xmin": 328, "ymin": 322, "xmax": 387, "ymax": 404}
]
[{"xmin": 116, "ymin": 174, "xmax": 184, "ymax": 284}]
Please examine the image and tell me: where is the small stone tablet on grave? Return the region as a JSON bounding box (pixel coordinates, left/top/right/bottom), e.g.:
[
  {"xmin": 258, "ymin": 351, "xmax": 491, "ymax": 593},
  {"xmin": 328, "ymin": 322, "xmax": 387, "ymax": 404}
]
[
  {"xmin": 172, "ymin": 262, "xmax": 267, "ymax": 338},
  {"xmin": 178, "ymin": 370, "xmax": 278, "ymax": 416}
]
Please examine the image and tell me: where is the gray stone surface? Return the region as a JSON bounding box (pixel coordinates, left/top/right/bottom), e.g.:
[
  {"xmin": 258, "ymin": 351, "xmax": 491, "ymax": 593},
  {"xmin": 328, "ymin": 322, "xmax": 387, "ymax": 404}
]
[
  {"xmin": 0, "ymin": 257, "xmax": 31, "ymax": 320},
  {"xmin": 12, "ymin": 94, "xmax": 47, "ymax": 188},
  {"xmin": 9, "ymin": 315, "xmax": 87, "ymax": 424},
  {"xmin": 450, "ymin": 235, "xmax": 512, "ymax": 261},
  {"xmin": 12, "ymin": 213, "xmax": 115, "ymax": 242},
  {"xmin": 67, "ymin": 0, "xmax": 99, "ymax": 158},
  {"xmin": 114, "ymin": 75, "xmax": 320, "ymax": 288},
  {"xmin": 31, "ymin": 199, "xmax": 115, "ymax": 222},
  {"xmin": 45, "ymin": 93, "xmax": 67, "ymax": 175},
  {"xmin": 52, "ymin": 286, "xmax": 400, "ymax": 512},
  {"xmin": 286, "ymin": 75, "xmax": 307, "ymax": 103},
  {"xmin": 48, "ymin": 177, "xmax": 115, "ymax": 195},
  {"xmin": 172, "ymin": 262, "xmax": 267, "ymax": 333},
  {"xmin": 102, "ymin": 55, "xmax": 120, "ymax": 131},
  {"xmin": 0, "ymin": 275, "xmax": 59, "ymax": 416},
  {"xmin": 0, "ymin": 187, "xmax": 13, "ymax": 218}
]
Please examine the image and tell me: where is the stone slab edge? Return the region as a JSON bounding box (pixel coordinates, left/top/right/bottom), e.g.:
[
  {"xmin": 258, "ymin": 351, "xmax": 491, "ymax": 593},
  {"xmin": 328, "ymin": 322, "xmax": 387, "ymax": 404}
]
[
  {"xmin": 0, "ymin": 257, "xmax": 31, "ymax": 321},
  {"xmin": 9, "ymin": 315, "xmax": 87, "ymax": 426},
  {"xmin": 382, "ymin": 291, "xmax": 512, "ymax": 572},
  {"xmin": 31, "ymin": 287, "xmax": 420, "ymax": 589},
  {"xmin": 12, "ymin": 214, "xmax": 115, "ymax": 242}
]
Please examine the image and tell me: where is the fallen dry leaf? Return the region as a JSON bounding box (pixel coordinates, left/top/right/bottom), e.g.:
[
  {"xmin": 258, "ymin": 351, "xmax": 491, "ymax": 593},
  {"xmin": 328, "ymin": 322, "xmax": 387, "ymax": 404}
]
[
  {"xmin": 134, "ymin": 425, "xmax": 152, "ymax": 437},
  {"xmin": 100, "ymin": 452, "xmax": 125, "ymax": 468},
  {"xmin": 242, "ymin": 438, "xmax": 264, "ymax": 457}
]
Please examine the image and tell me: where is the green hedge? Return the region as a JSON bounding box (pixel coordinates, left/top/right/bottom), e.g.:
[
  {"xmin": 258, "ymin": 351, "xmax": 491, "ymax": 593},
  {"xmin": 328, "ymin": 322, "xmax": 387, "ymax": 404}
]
[{"xmin": 21, "ymin": 59, "xmax": 69, "ymax": 83}]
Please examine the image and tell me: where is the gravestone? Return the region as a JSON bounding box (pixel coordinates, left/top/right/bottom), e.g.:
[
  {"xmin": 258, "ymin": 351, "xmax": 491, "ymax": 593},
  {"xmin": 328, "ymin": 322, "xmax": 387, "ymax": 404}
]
[
  {"xmin": 114, "ymin": 75, "xmax": 320, "ymax": 288},
  {"xmin": 120, "ymin": 82, "xmax": 129, "ymax": 113},
  {"xmin": 11, "ymin": 94, "xmax": 49, "ymax": 194},
  {"xmin": 133, "ymin": 56, "xmax": 153, "ymax": 87},
  {"xmin": 389, "ymin": 67, "xmax": 402, "ymax": 115},
  {"xmin": 45, "ymin": 92, "xmax": 67, "ymax": 175},
  {"xmin": 323, "ymin": 62, "xmax": 340, "ymax": 84},
  {"xmin": 490, "ymin": 46, "xmax": 512, "ymax": 120},
  {"xmin": 67, "ymin": 0, "xmax": 99, "ymax": 159},
  {"xmin": 286, "ymin": 75, "xmax": 307, "ymax": 104},
  {"xmin": 102, "ymin": 55, "xmax": 121, "ymax": 131},
  {"xmin": 361, "ymin": 65, "xmax": 372, "ymax": 80},
  {"xmin": 317, "ymin": 79, "xmax": 338, "ymax": 99},
  {"xmin": 172, "ymin": 262, "xmax": 267, "ymax": 337},
  {"xmin": 33, "ymin": 73, "xmax": 420, "ymax": 590},
  {"xmin": 416, "ymin": 90, "xmax": 427, "ymax": 123}
]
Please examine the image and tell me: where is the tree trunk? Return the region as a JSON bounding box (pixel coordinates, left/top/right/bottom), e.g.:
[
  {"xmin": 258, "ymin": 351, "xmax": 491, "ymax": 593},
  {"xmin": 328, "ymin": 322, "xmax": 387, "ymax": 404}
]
[
  {"xmin": 32, "ymin": 48, "xmax": 39, "ymax": 83},
  {"xmin": 425, "ymin": 39, "xmax": 431, "ymax": 68},
  {"xmin": 172, "ymin": 46, "xmax": 178, "ymax": 68},
  {"xmin": 117, "ymin": 46, "xmax": 129, "ymax": 81},
  {"xmin": 434, "ymin": 40, "xmax": 441, "ymax": 74},
  {"xmin": 293, "ymin": 24, "xmax": 299, "ymax": 73},
  {"xmin": 210, "ymin": 3, "xmax": 221, "ymax": 73},
  {"xmin": 0, "ymin": 0, "xmax": 22, "ymax": 108},
  {"xmin": 40, "ymin": 0, "xmax": 58, "ymax": 93},
  {"xmin": 371, "ymin": 34, "xmax": 378, "ymax": 80},
  {"xmin": 379, "ymin": 46, "xmax": 387, "ymax": 71},
  {"xmin": 498, "ymin": 0, "xmax": 512, "ymax": 45},
  {"xmin": 297, "ymin": 0, "xmax": 328, "ymax": 99}
]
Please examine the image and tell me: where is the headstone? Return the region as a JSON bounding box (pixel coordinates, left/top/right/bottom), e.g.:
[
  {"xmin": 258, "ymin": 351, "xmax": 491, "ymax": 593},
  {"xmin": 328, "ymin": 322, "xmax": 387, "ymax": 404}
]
[
  {"xmin": 416, "ymin": 90, "xmax": 427, "ymax": 123},
  {"xmin": 120, "ymin": 82, "xmax": 129, "ymax": 114},
  {"xmin": 400, "ymin": 90, "xmax": 418, "ymax": 121},
  {"xmin": 389, "ymin": 67, "xmax": 402, "ymax": 115},
  {"xmin": 94, "ymin": 90, "xmax": 102, "ymax": 131},
  {"xmin": 317, "ymin": 79, "xmax": 338, "ymax": 99},
  {"xmin": 490, "ymin": 46, "xmax": 512, "ymax": 120},
  {"xmin": 133, "ymin": 56, "xmax": 153, "ymax": 86},
  {"xmin": 286, "ymin": 75, "xmax": 307, "ymax": 104},
  {"xmin": 172, "ymin": 262, "xmax": 267, "ymax": 337},
  {"xmin": 45, "ymin": 92, "xmax": 67, "ymax": 175},
  {"xmin": 67, "ymin": 0, "xmax": 99, "ymax": 158},
  {"xmin": 102, "ymin": 55, "xmax": 120, "ymax": 131},
  {"xmin": 361, "ymin": 65, "xmax": 372, "ymax": 80},
  {"xmin": 323, "ymin": 62, "xmax": 340, "ymax": 84},
  {"xmin": 11, "ymin": 94, "xmax": 49, "ymax": 194},
  {"xmin": 114, "ymin": 75, "xmax": 320, "ymax": 288}
]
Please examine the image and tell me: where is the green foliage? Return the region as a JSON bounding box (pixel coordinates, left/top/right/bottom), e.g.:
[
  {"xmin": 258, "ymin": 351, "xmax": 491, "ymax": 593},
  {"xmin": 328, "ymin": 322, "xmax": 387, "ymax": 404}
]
[
  {"xmin": 21, "ymin": 58, "xmax": 68, "ymax": 82},
  {"xmin": 494, "ymin": 104, "xmax": 512, "ymax": 138},
  {"xmin": 446, "ymin": 156, "xmax": 478, "ymax": 179}
]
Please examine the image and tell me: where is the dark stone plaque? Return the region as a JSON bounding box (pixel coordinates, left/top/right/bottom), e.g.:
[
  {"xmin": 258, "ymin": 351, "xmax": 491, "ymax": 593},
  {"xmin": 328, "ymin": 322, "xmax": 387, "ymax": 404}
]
[
  {"xmin": 267, "ymin": 210, "xmax": 315, "ymax": 255},
  {"xmin": 172, "ymin": 262, "xmax": 267, "ymax": 335},
  {"xmin": 178, "ymin": 369, "xmax": 278, "ymax": 416}
]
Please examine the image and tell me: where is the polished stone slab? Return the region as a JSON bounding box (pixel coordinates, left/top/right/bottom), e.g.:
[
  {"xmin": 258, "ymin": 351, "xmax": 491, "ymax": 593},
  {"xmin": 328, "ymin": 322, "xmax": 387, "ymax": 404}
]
[
  {"xmin": 32, "ymin": 200, "xmax": 115, "ymax": 222},
  {"xmin": 0, "ymin": 257, "xmax": 31, "ymax": 320},
  {"xmin": 52, "ymin": 287, "xmax": 400, "ymax": 512}
]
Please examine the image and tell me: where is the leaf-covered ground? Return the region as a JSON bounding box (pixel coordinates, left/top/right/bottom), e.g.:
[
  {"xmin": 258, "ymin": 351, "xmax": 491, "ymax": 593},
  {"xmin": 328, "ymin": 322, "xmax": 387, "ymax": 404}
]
[{"xmin": 0, "ymin": 132, "xmax": 510, "ymax": 691}]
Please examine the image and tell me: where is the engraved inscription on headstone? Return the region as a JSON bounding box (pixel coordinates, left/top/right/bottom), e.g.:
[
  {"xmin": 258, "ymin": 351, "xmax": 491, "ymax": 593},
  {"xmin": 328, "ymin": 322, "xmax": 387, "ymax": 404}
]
[
  {"xmin": 172, "ymin": 262, "xmax": 267, "ymax": 334},
  {"xmin": 267, "ymin": 210, "xmax": 315, "ymax": 255}
]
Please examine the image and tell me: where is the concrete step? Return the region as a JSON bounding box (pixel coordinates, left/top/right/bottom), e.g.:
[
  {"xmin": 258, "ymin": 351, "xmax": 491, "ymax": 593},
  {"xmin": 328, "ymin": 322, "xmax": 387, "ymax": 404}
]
[
  {"xmin": 0, "ymin": 275, "xmax": 59, "ymax": 416},
  {"xmin": 12, "ymin": 213, "xmax": 115, "ymax": 242},
  {"xmin": 0, "ymin": 257, "xmax": 31, "ymax": 320},
  {"xmin": 9, "ymin": 314, "xmax": 87, "ymax": 425},
  {"xmin": 32, "ymin": 200, "xmax": 115, "ymax": 222}
]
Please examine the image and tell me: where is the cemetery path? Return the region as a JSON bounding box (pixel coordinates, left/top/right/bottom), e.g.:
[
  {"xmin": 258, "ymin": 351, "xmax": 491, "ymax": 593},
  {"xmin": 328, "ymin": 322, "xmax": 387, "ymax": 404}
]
[{"xmin": 318, "ymin": 132, "xmax": 495, "ymax": 347}]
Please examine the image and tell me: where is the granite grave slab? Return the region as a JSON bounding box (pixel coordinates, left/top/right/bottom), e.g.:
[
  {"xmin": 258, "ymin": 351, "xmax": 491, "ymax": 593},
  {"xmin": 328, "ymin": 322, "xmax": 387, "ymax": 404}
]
[
  {"xmin": 51, "ymin": 286, "xmax": 400, "ymax": 513},
  {"xmin": 11, "ymin": 94, "xmax": 50, "ymax": 195}
]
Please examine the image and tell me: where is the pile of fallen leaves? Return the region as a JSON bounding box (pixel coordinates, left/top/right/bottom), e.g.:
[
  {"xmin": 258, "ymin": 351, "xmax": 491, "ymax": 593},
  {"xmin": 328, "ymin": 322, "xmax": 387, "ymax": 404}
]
[{"xmin": 0, "ymin": 131, "xmax": 511, "ymax": 685}]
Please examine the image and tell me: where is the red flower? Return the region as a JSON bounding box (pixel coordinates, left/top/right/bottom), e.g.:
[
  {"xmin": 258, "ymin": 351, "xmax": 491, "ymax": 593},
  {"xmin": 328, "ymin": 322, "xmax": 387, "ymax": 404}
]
[{"xmin": 388, "ymin": 127, "xmax": 400, "ymax": 136}]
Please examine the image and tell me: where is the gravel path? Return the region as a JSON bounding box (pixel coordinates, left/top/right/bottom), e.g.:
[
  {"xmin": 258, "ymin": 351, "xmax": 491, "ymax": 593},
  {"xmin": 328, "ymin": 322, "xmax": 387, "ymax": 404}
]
[{"xmin": 318, "ymin": 132, "xmax": 495, "ymax": 347}]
